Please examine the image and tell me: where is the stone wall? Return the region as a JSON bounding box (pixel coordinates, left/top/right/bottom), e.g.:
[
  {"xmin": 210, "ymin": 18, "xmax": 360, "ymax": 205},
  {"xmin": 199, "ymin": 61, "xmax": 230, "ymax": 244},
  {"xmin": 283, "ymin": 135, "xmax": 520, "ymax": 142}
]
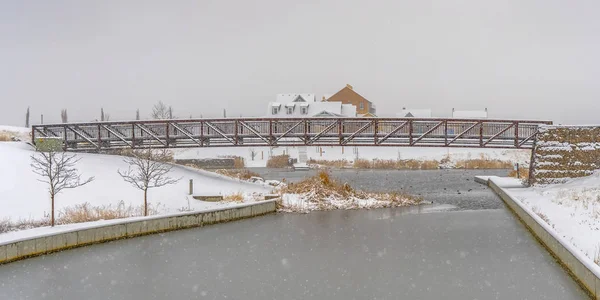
[
  {"xmin": 0, "ymin": 200, "xmax": 276, "ymax": 265},
  {"xmin": 531, "ymin": 126, "xmax": 600, "ymax": 184},
  {"xmin": 176, "ymin": 158, "xmax": 236, "ymax": 169}
]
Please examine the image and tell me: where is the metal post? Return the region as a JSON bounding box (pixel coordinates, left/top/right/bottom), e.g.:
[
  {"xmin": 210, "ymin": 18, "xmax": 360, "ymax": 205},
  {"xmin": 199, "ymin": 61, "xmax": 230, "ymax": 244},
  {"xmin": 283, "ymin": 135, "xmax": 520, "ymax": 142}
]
[
  {"xmin": 479, "ymin": 121, "xmax": 484, "ymax": 146},
  {"xmin": 408, "ymin": 120, "xmax": 413, "ymax": 145},
  {"xmin": 514, "ymin": 122, "xmax": 519, "ymax": 147},
  {"xmin": 166, "ymin": 122, "xmax": 170, "ymax": 147},
  {"xmin": 444, "ymin": 120, "xmax": 448, "ymax": 146},
  {"xmin": 63, "ymin": 125, "xmax": 67, "ymax": 151},
  {"xmin": 234, "ymin": 120, "xmax": 238, "ymax": 145},
  {"xmin": 189, "ymin": 179, "xmax": 193, "ymax": 195},
  {"xmin": 97, "ymin": 124, "xmax": 101, "ymax": 149},
  {"xmin": 374, "ymin": 120, "xmax": 378, "ymax": 145},
  {"xmin": 131, "ymin": 124, "xmax": 135, "ymax": 148}
]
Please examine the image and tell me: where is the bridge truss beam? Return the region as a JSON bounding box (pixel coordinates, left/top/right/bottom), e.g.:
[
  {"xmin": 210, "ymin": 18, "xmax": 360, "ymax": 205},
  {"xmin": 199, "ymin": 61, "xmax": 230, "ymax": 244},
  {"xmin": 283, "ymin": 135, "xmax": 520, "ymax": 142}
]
[{"xmin": 31, "ymin": 118, "xmax": 552, "ymax": 151}]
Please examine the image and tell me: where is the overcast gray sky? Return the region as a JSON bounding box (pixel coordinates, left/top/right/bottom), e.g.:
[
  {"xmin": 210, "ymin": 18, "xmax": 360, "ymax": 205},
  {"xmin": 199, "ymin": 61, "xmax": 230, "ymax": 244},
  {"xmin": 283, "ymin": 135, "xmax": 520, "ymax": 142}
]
[{"xmin": 1, "ymin": 0, "xmax": 599, "ymax": 126}]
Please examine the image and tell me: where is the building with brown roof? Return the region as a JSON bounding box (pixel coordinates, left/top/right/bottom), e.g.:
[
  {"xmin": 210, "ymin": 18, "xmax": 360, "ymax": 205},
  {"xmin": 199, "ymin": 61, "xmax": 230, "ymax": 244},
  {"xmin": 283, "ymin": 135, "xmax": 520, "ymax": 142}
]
[{"xmin": 325, "ymin": 84, "xmax": 376, "ymax": 116}]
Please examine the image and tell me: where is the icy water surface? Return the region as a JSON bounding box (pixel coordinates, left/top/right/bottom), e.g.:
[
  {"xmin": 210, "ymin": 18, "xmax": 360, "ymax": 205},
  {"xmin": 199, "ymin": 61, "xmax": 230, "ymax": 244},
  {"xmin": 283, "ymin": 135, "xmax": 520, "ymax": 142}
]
[{"xmin": 0, "ymin": 169, "xmax": 589, "ymax": 299}]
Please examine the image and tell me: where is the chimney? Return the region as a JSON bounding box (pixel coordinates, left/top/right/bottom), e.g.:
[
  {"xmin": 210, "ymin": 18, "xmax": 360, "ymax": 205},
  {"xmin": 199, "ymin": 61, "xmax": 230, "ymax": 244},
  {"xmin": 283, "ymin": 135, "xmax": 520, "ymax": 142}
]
[{"xmin": 346, "ymin": 84, "xmax": 353, "ymax": 90}]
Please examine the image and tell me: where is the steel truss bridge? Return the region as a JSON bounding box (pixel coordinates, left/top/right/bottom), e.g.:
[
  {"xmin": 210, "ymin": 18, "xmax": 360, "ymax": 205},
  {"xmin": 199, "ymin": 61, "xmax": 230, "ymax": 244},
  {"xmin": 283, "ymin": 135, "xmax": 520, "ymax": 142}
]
[{"xmin": 31, "ymin": 118, "xmax": 552, "ymax": 151}]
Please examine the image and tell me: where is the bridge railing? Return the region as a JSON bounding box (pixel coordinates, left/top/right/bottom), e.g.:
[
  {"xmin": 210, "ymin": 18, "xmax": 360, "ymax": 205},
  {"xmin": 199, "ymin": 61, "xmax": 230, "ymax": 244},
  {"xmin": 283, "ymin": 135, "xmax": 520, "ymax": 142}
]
[{"xmin": 31, "ymin": 118, "xmax": 552, "ymax": 151}]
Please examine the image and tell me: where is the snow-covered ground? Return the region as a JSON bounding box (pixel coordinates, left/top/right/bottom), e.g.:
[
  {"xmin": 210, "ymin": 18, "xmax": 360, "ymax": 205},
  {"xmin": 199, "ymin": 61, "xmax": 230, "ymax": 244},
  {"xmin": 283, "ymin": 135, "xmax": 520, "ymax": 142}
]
[
  {"xmin": 174, "ymin": 146, "xmax": 530, "ymax": 168},
  {"xmin": 499, "ymin": 174, "xmax": 600, "ymax": 265},
  {"xmin": 0, "ymin": 142, "xmax": 272, "ymax": 223},
  {"xmin": 279, "ymin": 193, "xmax": 418, "ymax": 213}
]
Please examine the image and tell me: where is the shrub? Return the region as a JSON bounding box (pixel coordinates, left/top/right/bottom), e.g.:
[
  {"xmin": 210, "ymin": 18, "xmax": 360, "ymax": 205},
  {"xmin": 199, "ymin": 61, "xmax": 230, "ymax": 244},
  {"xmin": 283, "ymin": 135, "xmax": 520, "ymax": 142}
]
[
  {"xmin": 0, "ymin": 133, "xmax": 10, "ymax": 141},
  {"xmin": 58, "ymin": 201, "xmax": 160, "ymax": 224},
  {"xmin": 266, "ymin": 154, "xmax": 290, "ymax": 168},
  {"xmin": 307, "ymin": 159, "xmax": 349, "ymax": 168},
  {"xmin": 216, "ymin": 169, "xmax": 261, "ymax": 180},
  {"xmin": 508, "ymin": 167, "xmax": 529, "ymax": 179},
  {"xmin": 35, "ymin": 137, "xmax": 63, "ymax": 152},
  {"xmin": 233, "ymin": 157, "xmax": 245, "ymax": 169},
  {"xmin": 223, "ymin": 192, "xmax": 244, "ymax": 203}
]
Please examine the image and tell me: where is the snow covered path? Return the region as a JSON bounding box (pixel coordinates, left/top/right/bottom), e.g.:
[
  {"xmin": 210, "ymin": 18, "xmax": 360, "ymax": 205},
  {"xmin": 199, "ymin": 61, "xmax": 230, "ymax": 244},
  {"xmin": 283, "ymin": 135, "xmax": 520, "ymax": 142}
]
[{"xmin": 491, "ymin": 175, "xmax": 600, "ymax": 266}]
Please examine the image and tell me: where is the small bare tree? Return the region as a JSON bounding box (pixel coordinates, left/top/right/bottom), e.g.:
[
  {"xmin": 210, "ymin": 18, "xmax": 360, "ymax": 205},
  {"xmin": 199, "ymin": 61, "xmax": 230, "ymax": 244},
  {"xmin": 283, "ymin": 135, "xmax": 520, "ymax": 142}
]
[
  {"xmin": 151, "ymin": 101, "xmax": 170, "ymax": 119},
  {"xmin": 31, "ymin": 146, "xmax": 94, "ymax": 226},
  {"xmin": 117, "ymin": 149, "xmax": 180, "ymax": 216},
  {"xmin": 249, "ymin": 148, "xmax": 257, "ymax": 161},
  {"xmin": 136, "ymin": 109, "xmax": 140, "ymax": 120}
]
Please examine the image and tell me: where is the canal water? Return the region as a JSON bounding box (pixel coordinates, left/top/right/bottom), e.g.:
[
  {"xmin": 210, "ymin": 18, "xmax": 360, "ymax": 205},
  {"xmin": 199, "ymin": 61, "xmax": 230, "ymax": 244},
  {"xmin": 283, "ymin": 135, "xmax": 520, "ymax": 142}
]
[{"xmin": 0, "ymin": 170, "xmax": 590, "ymax": 299}]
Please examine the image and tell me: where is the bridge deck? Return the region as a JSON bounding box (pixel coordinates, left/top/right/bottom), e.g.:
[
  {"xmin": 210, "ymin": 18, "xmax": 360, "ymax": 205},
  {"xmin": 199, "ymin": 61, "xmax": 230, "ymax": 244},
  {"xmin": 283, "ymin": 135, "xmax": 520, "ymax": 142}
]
[{"xmin": 31, "ymin": 118, "xmax": 552, "ymax": 151}]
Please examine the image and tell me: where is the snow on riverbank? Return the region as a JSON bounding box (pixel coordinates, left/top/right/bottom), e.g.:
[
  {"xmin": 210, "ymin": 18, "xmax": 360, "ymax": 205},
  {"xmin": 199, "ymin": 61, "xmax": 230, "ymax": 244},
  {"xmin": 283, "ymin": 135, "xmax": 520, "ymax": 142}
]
[
  {"xmin": 174, "ymin": 146, "xmax": 530, "ymax": 168},
  {"xmin": 501, "ymin": 174, "xmax": 600, "ymax": 265},
  {"xmin": 0, "ymin": 142, "xmax": 272, "ymax": 223},
  {"xmin": 0, "ymin": 125, "xmax": 29, "ymax": 141},
  {"xmin": 279, "ymin": 193, "xmax": 418, "ymax": 213}
]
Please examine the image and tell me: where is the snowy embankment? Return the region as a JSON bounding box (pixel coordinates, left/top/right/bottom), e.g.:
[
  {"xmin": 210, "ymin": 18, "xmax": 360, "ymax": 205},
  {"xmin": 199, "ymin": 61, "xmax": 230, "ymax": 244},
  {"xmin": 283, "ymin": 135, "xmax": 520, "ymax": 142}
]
[
  {"xmin": 174, "ymin": 146, "xmax": 530, "ymax": 168},
  {"xmin": 501, "ymin": 174, "xmax": 600, "ymax": 265},
  {"xmin": 0, "ymin": 125, "xmax": 30, "ymax": 141},
  {"xmin": 0, "ymin": 142, "xmax": 271, "ymax": 224}
]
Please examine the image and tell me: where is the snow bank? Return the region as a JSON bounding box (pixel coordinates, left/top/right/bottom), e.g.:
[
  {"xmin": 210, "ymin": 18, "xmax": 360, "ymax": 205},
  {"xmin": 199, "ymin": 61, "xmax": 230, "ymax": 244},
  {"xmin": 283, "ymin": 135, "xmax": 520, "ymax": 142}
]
[
  {"xmin": 279, "ymin": 193, "xmax": 417, "ymax": 213},
  {"xmin": 503, "ymin": 172, "xmax": 600, "ymax": 265},
  {"xmin": 0, "ymin": 142, "xmax": 272, "ymax": 222},
  {"xmin": 0, "ymin": 126, "xmax": 29, "ymax": 141}
]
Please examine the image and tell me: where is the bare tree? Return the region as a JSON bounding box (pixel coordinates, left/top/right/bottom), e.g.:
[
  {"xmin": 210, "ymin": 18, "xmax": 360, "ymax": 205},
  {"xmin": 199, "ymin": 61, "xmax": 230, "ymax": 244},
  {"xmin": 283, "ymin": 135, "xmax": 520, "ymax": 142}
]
[
  {"xmin": 101, "ymin": 108, "xmax": 105, "ymax": 121},
  {"xmin": 31, "ymin": 149, "xmax": 94, "ymax": 226},
  {"xmin": 117, "ymin": 149, "xmax": 181, "ymax": 216},
  {"xmin": 151, "ymin": 101, "xmax": 170, "ymax": 119},
  {"xmin": 60, "ymin": 109, "xmax": 68, "ymax": 123},
  {"xmin": 136, "ymin": 109, "xmax": 140, "ymax": 120},
  {"xmin": 168, "ymin": 106, "xmax": 173, "ymax": 119},
  {"xmin": 249, "ymin": 148, "xmax": 257, "ymax": 161},
  {"xmin": 25, "ymin": 107, "xmax": 30, "ymax": 128}
]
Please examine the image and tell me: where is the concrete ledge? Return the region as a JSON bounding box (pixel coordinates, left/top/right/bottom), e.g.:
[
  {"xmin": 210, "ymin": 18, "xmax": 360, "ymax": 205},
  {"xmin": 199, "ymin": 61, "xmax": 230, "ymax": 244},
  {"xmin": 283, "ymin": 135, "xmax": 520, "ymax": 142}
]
[
  {"xmin": 485, "ymin": 178, "xmax": 599, "ymax": 299},
  {"xmin": 0, "ymin": 200, "xmax": 277, "ymax": 265}
]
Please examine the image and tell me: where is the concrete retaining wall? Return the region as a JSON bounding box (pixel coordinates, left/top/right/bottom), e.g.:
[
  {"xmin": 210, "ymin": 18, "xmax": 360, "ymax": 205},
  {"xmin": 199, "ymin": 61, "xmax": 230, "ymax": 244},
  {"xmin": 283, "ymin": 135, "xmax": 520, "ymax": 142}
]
[
  {"xmin": 0, "ymin": 200, "xmax": 276, "ymax": 265},
  {"xmin": 532, "ymin": 125, "xmax": 600, "ymax": 184},
  {"xmin": 486, "ymin": 178, "xmax": 599, "ymax": 299}
]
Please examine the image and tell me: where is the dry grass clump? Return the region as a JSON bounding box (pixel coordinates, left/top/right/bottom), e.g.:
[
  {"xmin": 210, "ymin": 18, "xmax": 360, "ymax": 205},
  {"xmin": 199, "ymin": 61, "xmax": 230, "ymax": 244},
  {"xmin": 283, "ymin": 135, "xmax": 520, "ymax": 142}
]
[
  {"xmin": 353, "ymin": 158, "xmax": 440, "ymax": 170},
  {"xmin": 1, "ymin": 217, "xmax": 52, "ymax": 233},
  {"xmin": 0, "ymin": 202, "xmax": 163, "ymax": 233},
  {"xmin": 509, "ymin": 167, "xmax": 529, "ymax": 179},
  {"xmin": 281, "ymin": 170, "xmax": 422, "ymax": 205},
  {"xmin": 307, "ymin": 159, "xmax": 350, "ymax": 168},
  {"xmin": 455, "ymin": 158, "xmax": 512, "ymax": 169},
  {"xmin": 595, "ymin": 246, "xmax": 600, "ymax": 266},
  {"xmin": 219, "ymin": 155, "xmax": 245, "ymax": 168},
  {"xmin": 223, "ymin": 192, "xmax": 245, "ymax": 203},
  {"xmin": 216, "ymin": 169, "xmax": 261, "ymax": 180},
  {"xmin": 57, "ymin": 201, "xmax": 160, "ymax": 224},
  {"xmin": 267, "ymin": 154, "xmax": 290, "ymax": 168},
  {"xmin": 0, "ymin": 133, "xmax": 11, "ymax": 141}
]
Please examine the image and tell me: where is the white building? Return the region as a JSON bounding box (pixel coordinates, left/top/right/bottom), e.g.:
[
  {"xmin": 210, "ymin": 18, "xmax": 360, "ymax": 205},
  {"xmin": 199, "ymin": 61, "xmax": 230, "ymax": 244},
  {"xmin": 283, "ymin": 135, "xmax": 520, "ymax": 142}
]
[
  {"xmin": 397, "ymin": 108, "xmax": 432, "ymax": 118},
  {"xmin": 267, "ymin": 93, "xmax": 356, "ymax": 117},
  {"xmin": 452, "ymin": 108, "xmax": 488, "ymax": 119}
]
